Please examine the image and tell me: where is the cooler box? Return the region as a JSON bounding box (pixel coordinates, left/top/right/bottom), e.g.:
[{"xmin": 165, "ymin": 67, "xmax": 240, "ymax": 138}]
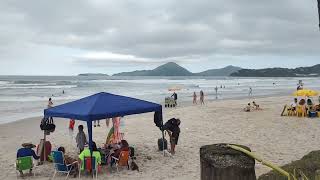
[{"xmin": 309, "ymin": 111, "xmax": 317, "ymax": 118}]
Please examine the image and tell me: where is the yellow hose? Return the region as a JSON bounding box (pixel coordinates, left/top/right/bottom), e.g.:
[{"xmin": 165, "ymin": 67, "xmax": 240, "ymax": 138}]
[{"xmin": 227, "ymin": 144, "xmax": 296, "ymax": 180}]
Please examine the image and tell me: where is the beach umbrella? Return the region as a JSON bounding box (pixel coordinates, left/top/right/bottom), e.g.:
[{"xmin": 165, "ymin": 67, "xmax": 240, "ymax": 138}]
[
  {"xmin": 168, "ymin": 86, "xmax": 182, "ymax": 91},
  {"xmin": 293, "ymin": 89, "xmax": 319, "ymax": 97}
]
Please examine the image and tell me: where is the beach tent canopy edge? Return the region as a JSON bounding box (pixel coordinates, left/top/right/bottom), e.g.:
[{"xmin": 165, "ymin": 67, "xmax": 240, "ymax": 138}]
[{"xmin": 44, "ymin": 92, "xmax": 162, "ymax": 121}]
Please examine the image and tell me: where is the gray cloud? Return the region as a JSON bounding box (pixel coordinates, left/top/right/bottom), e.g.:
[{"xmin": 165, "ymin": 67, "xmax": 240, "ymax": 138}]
[{"xmin": 0, "ymin": 0, "xmax": 319, "ymax": 68}]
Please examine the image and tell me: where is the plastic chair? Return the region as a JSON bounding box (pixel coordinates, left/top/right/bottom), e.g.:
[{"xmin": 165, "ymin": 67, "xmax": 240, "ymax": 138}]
[
  {"xmin": 79, "ymin": 156, "xmax": 98, "ymax": 179},
  {"xmin": 52, "ymin": 151, "xmax": 78, "ymax": 180},
  {"xmin": 112, "ymin": 151, "xmax": 130, "ymax": 172},
  {"xmin": 296, "ymin": 105, "xmax": 306, "ymax": 117},
  {"xmin": 15, "ymin": 156, "xmax": 35, "ymax": 177}
]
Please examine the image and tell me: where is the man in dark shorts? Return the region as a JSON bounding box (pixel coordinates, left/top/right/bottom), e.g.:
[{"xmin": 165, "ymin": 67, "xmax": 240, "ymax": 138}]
[
  {"xmin": 164, "ymin": 118, "xmax": 181, "ymax": 155},
  {"xmin": 171, "ymin": 92, "xmax": 178, "ymax": 106}
]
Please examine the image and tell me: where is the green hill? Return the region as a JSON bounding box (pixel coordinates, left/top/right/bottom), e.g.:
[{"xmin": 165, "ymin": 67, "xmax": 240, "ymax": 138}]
[
  {"xmin": 113, "ymin": 62, "xmax": 241, "ymax": 76},
  {"xmin": 113, "ymin": 62, "xmax": 193, "ymax": 76},
  {"xmin": 195, "ymin": 65, "xmax": 241, "ymax": 76},
  {"xmin": 231, "ymin": 64, "xmax": 320, "ymax": 77}
]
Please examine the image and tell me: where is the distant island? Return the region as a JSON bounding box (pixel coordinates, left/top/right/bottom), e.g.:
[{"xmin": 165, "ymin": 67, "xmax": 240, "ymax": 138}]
[
  {"xmin": 231, "ymin": 64, "xmax": 320, "ymax": 77},
  {"xmin": 112, "ymin": 62, "xmax": 241, "ymax": 76},
  {"xmin": 78, "ymin": 73, "xmax": 109, "ymax": 76}
]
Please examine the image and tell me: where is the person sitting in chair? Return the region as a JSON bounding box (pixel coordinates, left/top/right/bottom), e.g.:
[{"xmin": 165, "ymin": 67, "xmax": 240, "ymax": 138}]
[
  {"xmin": 290, "ymin": 98, "xmax": 298, "ymax": 111},
  {"xmin": 16, "ymin": 143, "xmax": 40, "ymax": 177},
  {"xmin": 78, "ymin": 142, "xmax": 101, "ymax": 171},
  {"xmin": 113, "ymin": 140, "xmax": 129, "ymax": 158},
  {"xmin": 57, "ymin": 147, "xmax": 78, "ymax": 177},
  {"xmin": 307, "ymin": 99, "xmax": 314, "ymax": 111},
  {"xmin": 244, "ymin": 103, "xmax": 251, "ymax": 112}
]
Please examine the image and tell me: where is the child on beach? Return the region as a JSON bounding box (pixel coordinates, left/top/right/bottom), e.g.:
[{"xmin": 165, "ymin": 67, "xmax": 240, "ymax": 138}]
[
  {"xmin": 69, "ymin": 119, "xmax": 75, "ymax": 131},
  {"xmin": 252, "ymin": 101, "xmax": 261, "ymax": 110},
  {"xmin": 76, "ymin": 125, "xmax": 87, "ymax": 153}
]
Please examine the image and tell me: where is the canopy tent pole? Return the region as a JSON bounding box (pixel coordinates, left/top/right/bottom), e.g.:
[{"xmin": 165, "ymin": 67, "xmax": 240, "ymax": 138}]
[
  {"xmin": 159, "ymin": 110, "xmax": 165, "ymax": 156},
  {"xmin": 86, "ymin": 120, "xmax": 94, "ymax": 177}
]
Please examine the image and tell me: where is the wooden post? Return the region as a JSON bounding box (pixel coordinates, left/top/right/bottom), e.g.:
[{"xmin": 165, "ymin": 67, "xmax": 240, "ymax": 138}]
[{"xmin": 200, "ymin": 144, "xmax": 256, "ymax": 180}]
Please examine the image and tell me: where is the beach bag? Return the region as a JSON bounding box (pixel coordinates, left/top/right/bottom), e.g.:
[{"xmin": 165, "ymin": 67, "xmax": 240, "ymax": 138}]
[
  {"xmin": 36, "ymin": 140, "xmax": 52, "ymax": 161},
  {"xmin": 158, "ymin": 138, "xmax": 168, "ymax": 151},
  {"xmin": 40, "ymin": 117, "xmax": 56, "ymax": 132}
]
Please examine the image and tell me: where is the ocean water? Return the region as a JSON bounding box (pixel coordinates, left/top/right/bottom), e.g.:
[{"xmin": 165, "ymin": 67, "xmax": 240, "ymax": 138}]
[{"xmin": 0, "ymin": 75, "xmax": 319, "ymax": 124}]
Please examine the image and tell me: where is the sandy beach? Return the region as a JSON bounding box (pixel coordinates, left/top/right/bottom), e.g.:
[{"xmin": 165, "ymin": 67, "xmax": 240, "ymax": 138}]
[{"xmin": 1, "ymin": 95, "xmax": 320, "ymax": 180}]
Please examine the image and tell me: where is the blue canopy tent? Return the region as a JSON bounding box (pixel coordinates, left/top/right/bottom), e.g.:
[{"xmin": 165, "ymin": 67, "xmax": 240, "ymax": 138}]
[{"xmin": 44, "ymin": 92, "xmax": 164, "ymax": 168}]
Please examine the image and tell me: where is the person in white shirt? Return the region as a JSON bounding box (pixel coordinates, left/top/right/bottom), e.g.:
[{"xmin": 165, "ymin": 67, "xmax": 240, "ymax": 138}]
[{"xmin": 290, "ymin": 98, "xmax": 298, "ymax": 111}]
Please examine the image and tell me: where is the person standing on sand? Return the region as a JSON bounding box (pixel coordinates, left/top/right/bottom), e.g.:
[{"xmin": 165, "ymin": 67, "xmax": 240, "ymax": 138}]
[
  {"xmin": 171, "ymin": 92, "xmax": 178, "ymax": 106},
  {"xmin": 193, "ymin": 92, "xmax": 197, "ymax": 104},
  {"xmin": 214, "ymin": 86, "xmax": 218, "ymax": 99},
  {"xmin": 47, "ymin": 98, "xmax": 54, "ymax": 122},
  {"xmin": 48, "ymin": 98, "xmax": 53, "ymax": 108},
  {"xmin": 249, "ymin": 87, "xmax": 253, "ymax": 97},
  {"xmin": 200, "ymin": 90, "xmax": 205, "ymax": 105},
  {"xmin": 76, "ymin": 125, "xmax": 87, "ymax": 153}
]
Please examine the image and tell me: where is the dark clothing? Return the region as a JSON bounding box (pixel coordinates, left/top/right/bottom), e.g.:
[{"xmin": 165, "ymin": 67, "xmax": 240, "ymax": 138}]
[
  {"xmin": 17, "ymin": 148, "xmax": 40, "ymax": 160},
  {"xmin": 164, "ymin": 118, "xmax": 180, "ymax": 145},
  {"xmin": 171, "ymin": 93, "xmax": 178, "ymax": 100},
  {"xmin": 154, "ymin": 111, "xmax": 163, "ymax": 130}
]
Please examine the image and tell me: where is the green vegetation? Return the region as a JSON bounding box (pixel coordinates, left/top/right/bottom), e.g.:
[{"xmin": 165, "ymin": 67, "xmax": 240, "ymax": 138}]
[
  {"xmin": 231, "ymin": 64, "xmax": 320, "ymax": 77},
  {"xmin": 259, "ymin": 150, "xmax": 320, "ymax": 180}
]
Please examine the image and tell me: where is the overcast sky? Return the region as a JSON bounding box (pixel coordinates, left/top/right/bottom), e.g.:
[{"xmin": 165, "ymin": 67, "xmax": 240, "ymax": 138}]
[{"xmin": 0, "ymin": 0, "xmax": 319, "ymax": 75}]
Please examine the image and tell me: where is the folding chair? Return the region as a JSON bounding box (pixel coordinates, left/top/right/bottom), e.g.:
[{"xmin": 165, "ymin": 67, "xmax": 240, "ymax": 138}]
[
  {"xmin": 15, "ymin": 156, "xmax": 35, "ymax": 177},
  {"xmin": 79, "ymin": 156, "xmax": 98, "ymax": 179},
  {"xmin": 51, "ymin": 151, "xmax": 78, "ymax": 180},
  {"xmin": 112, "ymin": 150, "xmax": 130, "ymax": 172}
]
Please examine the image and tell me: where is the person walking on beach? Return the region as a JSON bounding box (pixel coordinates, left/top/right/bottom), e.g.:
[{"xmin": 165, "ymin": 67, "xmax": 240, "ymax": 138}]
[
  {"xmin": 214, "ymin": 86, "xmax": 218, "ymax": 99},
  {"xmin": 76, "ymin": 125, "xmax": 87, "ymax": 153},
  {"xmin": 193, "ymin": 92, "xmax": 197, "ymax": 104},
  {"xmin": 249, "ymin": 87, "xmax": 253, "ymax": 97},
  {"xmin": 200, "ymin": 90, "xmax": 205, "ymax": 105}
]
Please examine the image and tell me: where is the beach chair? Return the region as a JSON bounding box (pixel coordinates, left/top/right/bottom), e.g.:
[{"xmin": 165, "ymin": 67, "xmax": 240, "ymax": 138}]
[
  {"xmin": 296, "ymin": 105, "xmax": 306, "ymax": 117},
  {"xmin": 51, "ymin": 151, "xmax": 78, "ymax": 180},
  {"xmin": 112, "ymin": 150, "xmax": 130, "ymax": 172},
  {"xmin": 15, "ymin": 156, "xmax": 35, "ymax": 177},
  {"xmin": 79, "ymin": 156, "xmax": 99, "ymax": 179}
]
